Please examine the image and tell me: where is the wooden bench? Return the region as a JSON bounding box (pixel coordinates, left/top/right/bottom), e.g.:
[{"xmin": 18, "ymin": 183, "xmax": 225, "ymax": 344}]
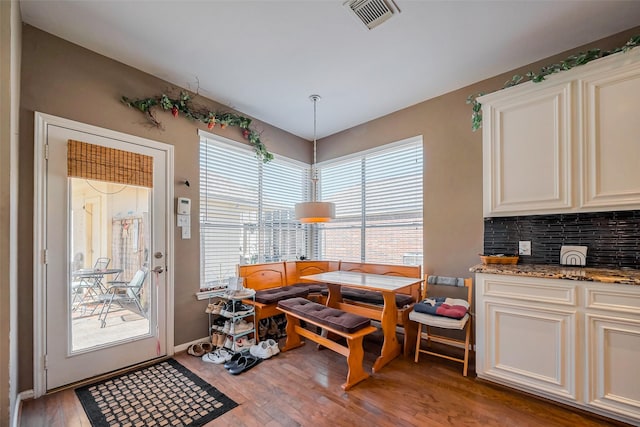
[
  {"xmin": 277, "ymin": 297, "xmax": 377, "ymax": 390},
  {"xmin": 237, "ymin": 262, "xmax": 310, "ymax": 338},
  {"xmin": 238, "ymin": 261, "xmax": 340, "ymax": 341}
]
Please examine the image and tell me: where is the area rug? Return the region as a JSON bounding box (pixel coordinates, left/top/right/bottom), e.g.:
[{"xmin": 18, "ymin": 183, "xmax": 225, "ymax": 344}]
[{"xmin": 75, "ymin": 358, "xmax": 238, "ymax": 427}]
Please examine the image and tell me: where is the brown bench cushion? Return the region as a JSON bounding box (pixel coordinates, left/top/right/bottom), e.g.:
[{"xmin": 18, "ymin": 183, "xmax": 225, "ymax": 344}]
[
  {"xmin": 320, "ymin": 288, "xmax": 414, "ymax": 308},
  {"xmin": 254, "ymin": 287, "xmax": 310, "ymax": 305},
  {"xmin": 289, "ymin": 282, "xmax": 328, "ymax": 293},
  {"xmin": 277, "ymin": 297, "xmax": 371, "ymax": 334}
]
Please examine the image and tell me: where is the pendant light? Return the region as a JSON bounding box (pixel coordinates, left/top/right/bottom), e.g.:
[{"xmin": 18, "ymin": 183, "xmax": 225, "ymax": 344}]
[{"xmin": 295, "ymin": 94, "xmax": 336, "ymax": 223}]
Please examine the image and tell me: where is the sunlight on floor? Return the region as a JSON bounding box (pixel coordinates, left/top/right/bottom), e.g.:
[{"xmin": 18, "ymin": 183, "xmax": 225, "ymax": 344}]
[{"xmin": 72, "ymin": 307, "xmax": 150, "ymax": 352}]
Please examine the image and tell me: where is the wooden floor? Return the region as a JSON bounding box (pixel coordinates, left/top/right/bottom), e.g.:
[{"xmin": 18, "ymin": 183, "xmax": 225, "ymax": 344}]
[{"xmin": 21, "ymin": 331, "xmax": 627, "ymax": 427}]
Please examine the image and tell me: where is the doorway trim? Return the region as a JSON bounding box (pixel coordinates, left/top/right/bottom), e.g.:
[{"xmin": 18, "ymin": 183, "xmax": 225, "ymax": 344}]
[{"xmin": 33, "ymin": 112, "xmax": 175, "ymax": 397}]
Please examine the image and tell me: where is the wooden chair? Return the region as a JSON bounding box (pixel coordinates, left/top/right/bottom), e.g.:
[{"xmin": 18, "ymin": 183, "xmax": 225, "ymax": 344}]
[{"xmin": 410, "ymin": 275, "xmax": 473, "ymax": 376}]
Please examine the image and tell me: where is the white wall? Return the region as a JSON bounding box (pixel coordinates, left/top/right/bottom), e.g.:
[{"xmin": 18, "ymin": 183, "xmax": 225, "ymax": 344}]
[{"xmin": 0, "ymin": 0, "xmax": 21, "ymax": 425}]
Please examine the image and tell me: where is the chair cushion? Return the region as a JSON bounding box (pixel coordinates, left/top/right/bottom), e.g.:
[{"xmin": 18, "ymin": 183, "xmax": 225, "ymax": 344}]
[
  {"xmin": 277, "ymin": 297, "xmax": 371, "ymax": 333},
  {"xmin": 254, "ymin": 286, "xmax": 310, "ymax": 304},
  {"xmin": 289, "ymin": 282, "xmax": 328, "ymax": 293},
  {"xmin": 409, "ymin": 310, "xmax": 470, "ymax": 330},
  {"xmin": 327, "ymin": 288, "xmax": 414, "ymax": 308},
  {"xmin": 413, "ymin": 297, "xmax": 469, "ymax": 319}
]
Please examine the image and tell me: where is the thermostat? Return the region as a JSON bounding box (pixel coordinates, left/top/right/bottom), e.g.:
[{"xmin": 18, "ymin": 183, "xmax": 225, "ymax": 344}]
[{"xmin": 177, "ymin": 197, "xmax": 191, "ymax": 215}]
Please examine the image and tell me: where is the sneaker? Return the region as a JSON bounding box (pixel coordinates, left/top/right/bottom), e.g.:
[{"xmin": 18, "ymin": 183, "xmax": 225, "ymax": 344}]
[
  {"xmin": 230, "ymin": 319, "xmax": 253, "ymax": 334},
  {"xmin": 202, "ymin": 348, "xmax": 233, "ymax": 364},
  {"xmin": 266, "ymin": 338, "xmax": 280, "ymax": 356},
  {"xmin": 223, "ymin": 336, "xmax": 234, "ymax": 350},
  {"xmin": 211, "ymin": 317, "xmax": 226, "ymax": 331},
  {"xmin": 249, "ymin": 341, "xmax": 273, "ymax": 359},
  {"xmin": 221, "ymin": 301, "xmax": 254, "ymax": 317}
]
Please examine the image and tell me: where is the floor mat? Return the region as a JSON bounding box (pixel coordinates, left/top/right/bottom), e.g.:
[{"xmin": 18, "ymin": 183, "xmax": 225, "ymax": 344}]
[{"xmin": 75, "ymin": 358, "xmax": 237, "ymax": 426}]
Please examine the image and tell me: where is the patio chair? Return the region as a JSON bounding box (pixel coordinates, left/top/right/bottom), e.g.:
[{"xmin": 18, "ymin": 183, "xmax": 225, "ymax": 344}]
[
  {"xmin": 71, "ymin": 257, "xmax": 112, "ymax": 311},
  {"xmin": 98, "ymin": 267, "xmax": 148, "ymax": 328}
]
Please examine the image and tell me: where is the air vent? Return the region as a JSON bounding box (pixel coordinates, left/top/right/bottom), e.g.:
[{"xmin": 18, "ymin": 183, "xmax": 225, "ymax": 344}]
[{"xmin": 344, "ymin": 0, "xmax": 400, "ymax": 30}]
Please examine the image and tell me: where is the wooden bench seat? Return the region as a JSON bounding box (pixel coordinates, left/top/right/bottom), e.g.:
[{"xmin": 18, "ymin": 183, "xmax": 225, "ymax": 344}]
[
  {"xmin": 238, "ymin": 261, "xmax": 339, "ymax": 341},
  {"xmin": 277, "ymin": 297, "xmax": 377, "ymax": 390}
]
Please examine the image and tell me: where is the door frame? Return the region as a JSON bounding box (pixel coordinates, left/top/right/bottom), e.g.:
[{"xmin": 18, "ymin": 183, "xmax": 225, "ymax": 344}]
[{"xmin": 33, "ymin": 112, "xmax": 175, "ymax": 397}]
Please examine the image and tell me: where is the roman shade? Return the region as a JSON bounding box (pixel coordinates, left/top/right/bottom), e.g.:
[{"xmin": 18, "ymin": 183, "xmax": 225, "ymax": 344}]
[{"xmin": 67, "ymin": 139, "xmax": 153, "ymax": 188}]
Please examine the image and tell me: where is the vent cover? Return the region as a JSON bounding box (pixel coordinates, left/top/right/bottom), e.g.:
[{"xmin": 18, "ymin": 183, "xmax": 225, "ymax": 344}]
[{"xmin": 344, "ymin": 0, "xmax": 399, "ymax": 30}]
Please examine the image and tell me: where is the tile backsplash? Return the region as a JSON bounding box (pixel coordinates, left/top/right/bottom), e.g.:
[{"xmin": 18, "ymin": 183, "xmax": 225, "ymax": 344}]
[{"xmin": 484, "ymin": 210, "xmax": 640, "ymax": 269}]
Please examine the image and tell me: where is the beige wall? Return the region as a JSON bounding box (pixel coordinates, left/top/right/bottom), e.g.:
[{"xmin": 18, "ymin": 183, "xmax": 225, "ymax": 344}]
[
  {"xmin": 318, "ymin": 25, "xmax": 640, "ymax": 280},
  {"xmin": 17, "ymin": 22, "xmax": 640, "ymax": 392},
  {"xmin": 18, "ymin": 25, "xmax": 309, "ymax": 391}
]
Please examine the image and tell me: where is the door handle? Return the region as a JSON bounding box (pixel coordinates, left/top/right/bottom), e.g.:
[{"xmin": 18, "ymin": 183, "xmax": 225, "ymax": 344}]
[{"xmin": 152, "ymin": 266, "xmax": 164, "ymax": 274}]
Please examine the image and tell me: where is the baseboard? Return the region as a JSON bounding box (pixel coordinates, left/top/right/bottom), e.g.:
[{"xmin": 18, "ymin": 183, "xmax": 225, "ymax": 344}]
[
  {"xmin": 12, "ymin": 389, "xmax": 34, "ymax": 427},
  {"xmin": 174, "ymin": 336, "xmax": 210, "ymax": 353}
]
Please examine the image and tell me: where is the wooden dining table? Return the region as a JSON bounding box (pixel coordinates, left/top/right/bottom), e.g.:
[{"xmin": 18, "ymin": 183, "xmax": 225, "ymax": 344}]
[{"xmin": 301, "ymin": 270, "xmax": 423, "ymax": 373}]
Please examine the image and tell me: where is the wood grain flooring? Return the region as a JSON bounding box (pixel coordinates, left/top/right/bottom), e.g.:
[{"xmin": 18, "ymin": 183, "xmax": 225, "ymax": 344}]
[{"xmin": 21, "ymin": 331, "xmax": 629, "ymax": 426}]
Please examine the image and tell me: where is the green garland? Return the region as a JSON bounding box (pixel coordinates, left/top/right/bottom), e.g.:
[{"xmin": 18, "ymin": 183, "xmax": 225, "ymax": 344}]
[
  {"xmin": 467, "ymin": 34, "xmax": 640, "ymax": 132},
  {"xmin": 122, "ymin": 91, "xmax": 274, "ymax": 162}
]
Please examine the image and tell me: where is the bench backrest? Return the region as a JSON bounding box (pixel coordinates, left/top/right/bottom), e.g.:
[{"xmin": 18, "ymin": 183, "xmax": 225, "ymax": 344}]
[
  {"xmin": 285, "ymin": 260, "xmax": 340, "ymax": 284},
  {"xmin": 339, "ymin": 261, "xmax": 422, "ymax": 299},
  {"xmin": 238, "ymin": 262, "xmax": 288, "ymax": 291}
]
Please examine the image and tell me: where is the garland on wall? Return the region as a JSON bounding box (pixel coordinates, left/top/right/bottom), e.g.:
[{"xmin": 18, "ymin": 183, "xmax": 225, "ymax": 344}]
[
  {"xmin": 122, "ymin": 91, "xmax": 274, "ymax": 162},
  {"xmin": 466, "ymin": 34, "xmax": 640, "ymax": 132}
]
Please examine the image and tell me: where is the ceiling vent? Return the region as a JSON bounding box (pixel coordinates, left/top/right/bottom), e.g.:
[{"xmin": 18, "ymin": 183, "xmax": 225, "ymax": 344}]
[{"xmin": 344, "ymin": 0, "xmax": 400, "ymax": 30}]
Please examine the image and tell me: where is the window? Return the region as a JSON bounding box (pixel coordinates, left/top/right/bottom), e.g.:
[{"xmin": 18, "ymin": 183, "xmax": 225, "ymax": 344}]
[
  {"xmin": 199, "ymin": 134, "xmax": 307, "ymax": 288},
  {"xmin": 317, "ymin": 137, "xmax": 423, "ymax": 266}
]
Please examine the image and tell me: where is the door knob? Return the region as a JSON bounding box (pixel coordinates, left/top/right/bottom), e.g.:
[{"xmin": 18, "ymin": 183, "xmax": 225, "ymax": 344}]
[{"xmin": 152, "ymin": 266, "xmax": 164, "ymax": 274}]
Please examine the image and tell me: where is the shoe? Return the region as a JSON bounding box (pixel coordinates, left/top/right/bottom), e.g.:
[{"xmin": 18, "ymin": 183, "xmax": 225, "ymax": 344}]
[
  {"xmin": 209, "ymin": 300, "xmax": 225, "ymax": 315},
  {"xmin": 223, "ymin": 350, "xmax": 248, "ymax": 370},
  {"xmin": 211, "ymin": 317, "xmax": 226, "ymax": 331},
  {"xmin": 187, "ymin": 343, "xmax": 205, "ymax": 357},
  {"xmin": 223, "ymin": 336, "xmax": 234, "ymax": 350},
  {"xmin": 221, "ymin": 301, "xmax": 254, "ymax": 317},
  {"xmin": 201, "ymin": 342, "xmax": 214, "ymax": 353},
  {"xmin": 266, "ymin": 339, "xmax": 280, "ymax": 356},
  {"xmin": 234, "ymin": 337, "xmax": 255, "ymax": 352},
  {"xmin": 228, "ymin": 354, "xmax": 260, "ymax": 375},
  {"xmin": 250, "ymin": 341, "xmax": 273, "ymax": 359},
  {"xmin": 230, "ymin": 319, "xmax": 253, "ymax": 334},
  {"xmin": 202, "ymin": 348, "xmax": 233, "ymax": 364},
  {"xmin": 221, "ymin": 320, "xmax": 232, "ymax": 334}
]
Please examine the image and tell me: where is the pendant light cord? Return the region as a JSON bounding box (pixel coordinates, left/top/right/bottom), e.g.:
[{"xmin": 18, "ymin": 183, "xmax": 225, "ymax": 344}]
[{"xmin": 310, "ymin": 94, "xmax": 321, "ymax": 201}]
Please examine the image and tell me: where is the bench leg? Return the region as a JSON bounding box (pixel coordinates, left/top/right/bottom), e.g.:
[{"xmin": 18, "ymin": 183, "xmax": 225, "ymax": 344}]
[
  {"xmin": 282, "ymin": 314, "xmax": 304, "ymax": 352},
  {"xmin": 343, "ymin": 335, "xmax": 370, "ymax": 391}
]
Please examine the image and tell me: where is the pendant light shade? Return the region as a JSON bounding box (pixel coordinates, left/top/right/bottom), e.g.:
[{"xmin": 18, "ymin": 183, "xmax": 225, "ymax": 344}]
[
  {"xmin": 295, "ymin": 94, "xmax": 336, "ymax": 223},
  {"xmin": 295, "ymin": 201, "xmax": 336, "ymax": 223}
]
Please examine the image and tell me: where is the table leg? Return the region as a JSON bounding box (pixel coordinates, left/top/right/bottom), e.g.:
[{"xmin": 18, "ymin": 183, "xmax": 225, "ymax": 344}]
[{"xmin": 372, "ymin": 291, "xmax": 401, "ymax": 373}]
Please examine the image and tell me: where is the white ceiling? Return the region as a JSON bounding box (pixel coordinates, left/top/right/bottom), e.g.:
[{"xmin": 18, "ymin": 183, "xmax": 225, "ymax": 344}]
[{"xmin": 19, "ymin": 0, "xmax": 640, "ymax": 140}]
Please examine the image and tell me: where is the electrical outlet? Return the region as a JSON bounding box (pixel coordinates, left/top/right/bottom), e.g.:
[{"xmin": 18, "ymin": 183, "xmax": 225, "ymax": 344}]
[{"xmin": 519, "ymin": 241, "xmax": 531, "ymax": 256}]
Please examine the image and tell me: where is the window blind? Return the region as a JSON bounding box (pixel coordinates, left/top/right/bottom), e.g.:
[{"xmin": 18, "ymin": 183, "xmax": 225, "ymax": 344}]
[
  {"xmin": 199, "ymin": 135, "xmax": 307, "ymax": 288},
  {"xmin": 317, "ymin": 137, "xmax": 423, "ymax": 266}
]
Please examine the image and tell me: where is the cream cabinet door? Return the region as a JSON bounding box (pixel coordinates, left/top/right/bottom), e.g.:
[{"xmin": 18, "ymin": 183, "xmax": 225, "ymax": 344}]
[
  {"xmin": 481, "ymin": 82, "xmax": 573, "ymax": 216},
  {"xmin": 480, "ymin": 299, "xmax": 578, "ymax": 401},
  {"xmin": 579, "ymin": 60, "xmax": 640, "ymax": 210},
  {"xmin": 584, "ymin": 284, "xmax": 640, "ymax": 424}
]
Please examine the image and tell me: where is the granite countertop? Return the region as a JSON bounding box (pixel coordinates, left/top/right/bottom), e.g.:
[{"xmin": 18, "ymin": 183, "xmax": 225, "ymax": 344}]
[{"xmin": 469, "ymin": 263, "xmax": 640, "ymax": 285}]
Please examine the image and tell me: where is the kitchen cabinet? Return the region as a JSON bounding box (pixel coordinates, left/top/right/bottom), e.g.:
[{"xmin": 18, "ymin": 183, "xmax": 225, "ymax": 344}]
[
  {"xmin": 475, "ymin": 272, "xmax": 640, "ymax": 425},
  {"xmin": 480, "ymin": 47, "xmax": 640, "ymax": 217},
  {"xmin": 584, "ymin": 283, "xmax": 640, "ymax": 421},
  {"xmin": 475, "ymin": 274, "xmax": 578, "ymax": 401}
]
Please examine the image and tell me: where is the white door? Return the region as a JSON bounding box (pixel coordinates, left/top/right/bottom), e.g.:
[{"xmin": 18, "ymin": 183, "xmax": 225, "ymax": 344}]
[{"xmin": 35, "ymin": 114, "xmax": 173, "ymax": 391}]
